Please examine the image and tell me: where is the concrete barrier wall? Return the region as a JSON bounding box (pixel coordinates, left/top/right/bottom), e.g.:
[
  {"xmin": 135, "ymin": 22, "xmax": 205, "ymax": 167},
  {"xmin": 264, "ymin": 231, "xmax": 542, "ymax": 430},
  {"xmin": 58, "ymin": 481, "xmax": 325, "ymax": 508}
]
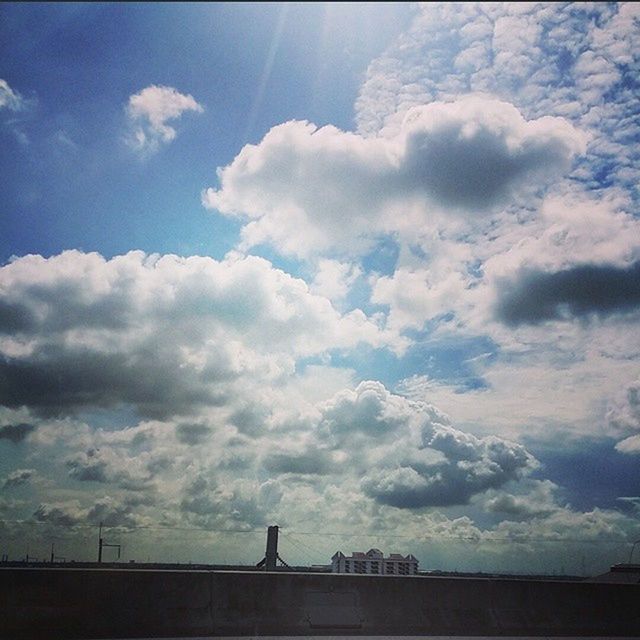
[{"xmin": 2, "ymin": 568, "xmax": 639, "ymax": 638}]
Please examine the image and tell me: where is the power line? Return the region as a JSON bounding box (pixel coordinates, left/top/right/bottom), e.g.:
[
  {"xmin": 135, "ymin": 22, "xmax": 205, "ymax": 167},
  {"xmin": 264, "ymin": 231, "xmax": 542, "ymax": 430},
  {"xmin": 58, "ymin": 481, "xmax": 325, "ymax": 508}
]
[
  {"xmin": 1, "ymin": 520, "xmax": 634, "ymax": 545},
  {"xmin": 283, "ymin": 530, "xmax": 632, "ymax": 545},
  {"xmin": 0, "ymin": 520, "xmax": 264, "ymax": 534},
  {"xmin": 279, "ymin": 531, "xmax": 327, "ymax": 564}
]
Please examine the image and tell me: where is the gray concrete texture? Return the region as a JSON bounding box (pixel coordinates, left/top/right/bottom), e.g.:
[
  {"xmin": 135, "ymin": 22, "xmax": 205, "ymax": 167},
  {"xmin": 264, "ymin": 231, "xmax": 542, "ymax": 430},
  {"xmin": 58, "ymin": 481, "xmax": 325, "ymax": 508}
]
[{"xmin": 2, "ymin": 568, "xmax": 639, "ymax": 638}]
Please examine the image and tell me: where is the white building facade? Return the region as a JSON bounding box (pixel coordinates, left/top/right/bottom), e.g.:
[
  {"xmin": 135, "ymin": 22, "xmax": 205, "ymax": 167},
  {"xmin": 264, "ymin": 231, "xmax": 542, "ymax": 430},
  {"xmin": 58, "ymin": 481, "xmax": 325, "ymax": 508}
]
[{"xmin": 331, "ymin": 548, "xmax": 418, "ymax": 575}]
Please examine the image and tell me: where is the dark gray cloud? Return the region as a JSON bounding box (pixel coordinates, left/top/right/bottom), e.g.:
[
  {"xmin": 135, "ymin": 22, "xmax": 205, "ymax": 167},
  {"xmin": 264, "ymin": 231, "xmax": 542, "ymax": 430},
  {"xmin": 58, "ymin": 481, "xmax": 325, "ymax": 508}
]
[
  {"xmin": 495, "ymin": 261, "xmax": 640, "ymax": 326},
  {"xmin": 66, "ymin": 449, "xmax": 109, "ymax": 483},
  {"xmin": 401, "ymin": 120, "xmax": 566, "ymax": 211},
  {"xmin": 261, "ymin": 450, "xmax": 333, "ymax": 475},
  {"xmin": 0, "ymin": 344, "xmax": 227, "ymax": 418},
  {"xmin": 0, "ymin": 422, "xmax": 35, "ymax": 443},
  {"xmin": 0, "ymin": 300, "xmax": 36, "ymax": 334},
  {"xmin": 175, "ymin": 423, "xmax": 212, "ymax": 445},
  {"xmin": 33, "ymin": 502, "xmax": 84, "ymax": 527},
  {"xmin": 361, "ymin": 463, "xmax": 475, "ymax": 508}
]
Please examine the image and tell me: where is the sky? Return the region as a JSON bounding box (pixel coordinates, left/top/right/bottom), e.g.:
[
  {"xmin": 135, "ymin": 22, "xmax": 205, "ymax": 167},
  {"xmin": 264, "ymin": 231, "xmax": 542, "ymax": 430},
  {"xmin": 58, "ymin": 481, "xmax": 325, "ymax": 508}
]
[{"xmin": 0, "ymin": 2, "xmax": 639, "ymax": 575}]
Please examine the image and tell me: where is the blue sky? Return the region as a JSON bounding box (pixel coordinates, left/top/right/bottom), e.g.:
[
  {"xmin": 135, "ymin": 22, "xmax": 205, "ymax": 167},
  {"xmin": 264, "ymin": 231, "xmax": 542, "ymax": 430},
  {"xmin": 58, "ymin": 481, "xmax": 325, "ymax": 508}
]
[{"xmin": 1, "ymin": 2, "xmax": 639, "ymax": 574}]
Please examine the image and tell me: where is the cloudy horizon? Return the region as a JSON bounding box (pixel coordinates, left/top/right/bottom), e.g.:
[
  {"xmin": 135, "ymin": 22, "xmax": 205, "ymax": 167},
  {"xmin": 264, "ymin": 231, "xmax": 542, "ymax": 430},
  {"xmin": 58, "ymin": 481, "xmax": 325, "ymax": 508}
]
[{"xmin": 1, "ymin": 2, "xmax": 639, "ymax": 575}]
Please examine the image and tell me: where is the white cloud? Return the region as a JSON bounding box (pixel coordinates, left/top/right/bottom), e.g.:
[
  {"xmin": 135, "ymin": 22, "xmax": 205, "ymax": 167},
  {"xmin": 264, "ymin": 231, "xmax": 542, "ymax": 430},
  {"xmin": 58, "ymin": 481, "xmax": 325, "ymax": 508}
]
[
  {"xmin": 0, "ymin": 250, "xmax": 401, "ymax": 418},
  {"xmin": 310, "ymin": 259, "xmax": 361, "ymax": 304},
  {"xmin": 0, "ymin": 79, "xmax": 24, "ymax": 111},
  {"xmin": 203, "ymin": 96, "xmax": 584, "ymax": 258},
  {"xmin": 370, "ymin": 259, "xmax": 469, "ymax": 332},
  {"xmin": 616, "ymin": 435, "xmax": 640, "ymax": 454},
  {"xmin": 126, "ymin": 85, "xmax": 203, "ymax": 153},
  {"xmin": 278, "ymin": 380, "xmax": 540, "ymax": 509}
]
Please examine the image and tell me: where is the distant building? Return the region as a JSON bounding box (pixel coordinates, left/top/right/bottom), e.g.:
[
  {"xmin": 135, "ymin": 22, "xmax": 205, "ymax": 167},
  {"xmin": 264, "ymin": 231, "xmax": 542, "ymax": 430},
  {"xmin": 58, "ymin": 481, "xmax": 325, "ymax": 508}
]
[{"xmin": 331, "ymin": 548, "xmax": 418, "ymax": 575}]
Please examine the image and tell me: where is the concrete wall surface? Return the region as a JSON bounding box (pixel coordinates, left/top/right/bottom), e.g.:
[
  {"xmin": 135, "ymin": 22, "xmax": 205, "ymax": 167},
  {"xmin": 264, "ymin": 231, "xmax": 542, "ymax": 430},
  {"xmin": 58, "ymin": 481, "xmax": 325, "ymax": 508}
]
[{"xmin": 1, "ymin": 567, "xmax": 639, "ymax": 639}]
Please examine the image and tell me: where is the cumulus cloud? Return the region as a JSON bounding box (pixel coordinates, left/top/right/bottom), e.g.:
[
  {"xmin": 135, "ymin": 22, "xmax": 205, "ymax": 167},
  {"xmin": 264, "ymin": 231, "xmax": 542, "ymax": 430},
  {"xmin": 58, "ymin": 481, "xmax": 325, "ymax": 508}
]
[
  {"xmin": 495, "ymin": 261, "xmax": 640, "ymax": 326},
  {"xmin": 319, "ymin": 380, "xmax": 414, "ymax": 442},
  {"xmin": 203, "ymin": 96, "xmax": 584, "ymax": 257},
  {"xmin": 369, "ymin": 188, "xmax": 639, "ymax": 350},
  {"xmin": 0, "ymin": 250, "xmax": 398, "ymax": 418},
  {"xmin": 362, "ymin": 423, "xmax": 536, "ymax": 509},
  {"xmin": 0, "ymin": 79, "xmax": 24, "ymax": 111},
  {"xmin": 311, "ymin": 381, "xmax": 538, "ymax": 508},
  {"xmin": 126, "ymin": 85, "xmax": 203, "ymax": 153},
  {"xmin": 485, "ymin": 480, "xmax": 559, "ymax": 519},
  {"xmin": 483, "ymin": 191, "xmax": 640, "ymax": 280}
]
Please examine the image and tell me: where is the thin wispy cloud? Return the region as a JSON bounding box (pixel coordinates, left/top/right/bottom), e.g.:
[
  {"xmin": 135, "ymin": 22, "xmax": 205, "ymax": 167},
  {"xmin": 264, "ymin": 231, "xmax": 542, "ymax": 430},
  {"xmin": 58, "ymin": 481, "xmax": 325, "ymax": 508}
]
[{"xmin": 0, "ymin": 79, "xmax": 24, "ymax": 111}]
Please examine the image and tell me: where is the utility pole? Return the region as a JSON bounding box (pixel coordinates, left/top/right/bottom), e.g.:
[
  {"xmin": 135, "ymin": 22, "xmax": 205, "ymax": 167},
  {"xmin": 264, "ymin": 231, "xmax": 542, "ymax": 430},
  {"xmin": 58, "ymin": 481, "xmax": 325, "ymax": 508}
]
[
  {"xmin": 50, "ymin": 543, "xmax": 65, "ymax": 563},
  {"xmin": 256, "ymin": 525, "xmax": 290, "ymax": 571},
  {"xmin": 266, "ymin": 525, "xmax": 278, "ymax": 571},
  {"xmin": 97, "ymin": 522, "xmax": 121, "ymax": 563},
  {"xmin": 629, "ymin": 538, "xmax": 640, "ymax": 564}
]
